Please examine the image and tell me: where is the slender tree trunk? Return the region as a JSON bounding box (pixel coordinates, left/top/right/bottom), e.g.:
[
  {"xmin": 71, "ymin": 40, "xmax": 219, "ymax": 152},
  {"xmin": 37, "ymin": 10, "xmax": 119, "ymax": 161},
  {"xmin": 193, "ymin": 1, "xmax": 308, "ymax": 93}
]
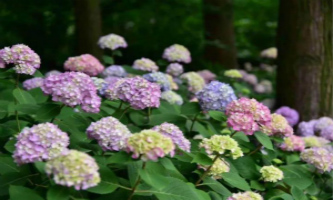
[
  {"xmin": 203, "ymin": 0, "xmax": 238, "ymax": 69},
  {"xmin": 276, "ymin": 0, "xmax": 333, "ymax": 120},
  {"xmin": 74, "ymin": 0, "xmax": 102, "ymax": 59}
]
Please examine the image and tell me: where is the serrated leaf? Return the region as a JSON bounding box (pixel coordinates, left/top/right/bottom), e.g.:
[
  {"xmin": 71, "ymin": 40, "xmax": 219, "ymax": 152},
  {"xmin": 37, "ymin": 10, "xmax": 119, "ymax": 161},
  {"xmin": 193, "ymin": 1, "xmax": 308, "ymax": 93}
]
[
  {"xmin": 254, "ymin": 131, "xmax": 274, "ymax": 150},
  {"xmin": 12, "ymin": 88, "xmax": 36, "ymax": 104}
]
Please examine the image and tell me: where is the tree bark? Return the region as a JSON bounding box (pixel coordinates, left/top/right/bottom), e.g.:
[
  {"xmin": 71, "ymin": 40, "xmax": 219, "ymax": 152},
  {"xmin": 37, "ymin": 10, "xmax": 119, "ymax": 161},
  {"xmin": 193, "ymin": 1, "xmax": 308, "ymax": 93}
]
[
  {"xmin": 203, "ymin": 0, "xmax": 238, "ymax": 69},
  {"xmin": 276, "ymin": 0, "xmax": 333, "ymax": 120},
  {"xmin": 74, "ymin": 0, "xmax": 102, "ymax": 59}
]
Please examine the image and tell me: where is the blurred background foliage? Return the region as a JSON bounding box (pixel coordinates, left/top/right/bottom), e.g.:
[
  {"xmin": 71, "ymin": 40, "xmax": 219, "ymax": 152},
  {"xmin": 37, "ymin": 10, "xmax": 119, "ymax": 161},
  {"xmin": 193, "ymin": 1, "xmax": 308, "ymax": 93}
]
[{"xmin": 0, "ymin": 0, "xmax": 278, "ymax": 71}]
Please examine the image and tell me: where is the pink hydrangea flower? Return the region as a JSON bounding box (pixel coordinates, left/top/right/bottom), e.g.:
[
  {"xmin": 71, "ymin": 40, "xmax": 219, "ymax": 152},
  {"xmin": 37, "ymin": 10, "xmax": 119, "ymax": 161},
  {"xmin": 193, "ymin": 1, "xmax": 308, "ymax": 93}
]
[
  {"xmin": 64, "ymin": 54, "xmax": 104, "ymax": 76},
  {"xmin": 280, "ymin": 135, "xmax": 305, "ymax": 152},
  {"xmin": 227, "ymin": 113, "xmax": 259, "ymax": 135}
]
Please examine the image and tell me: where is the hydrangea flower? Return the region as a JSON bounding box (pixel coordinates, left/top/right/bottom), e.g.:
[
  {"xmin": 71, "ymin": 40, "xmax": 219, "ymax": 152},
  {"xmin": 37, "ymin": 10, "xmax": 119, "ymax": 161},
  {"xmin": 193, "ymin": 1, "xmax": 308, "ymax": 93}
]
[
  {"xmin": 260, "ymin": 114, "xmax": 293, "ymax": 137},
  {"xmin": 45, "ymin": 150, "xmax": 100, "ymax": 190},
  {"xmin": 42, "ymin": 72, "xmax": 101, "ymax": 113},
  {"xmin": 180, "ymin": 72, "xmax": 205, "ymax": 93},
  {"xmin": 301, "ymin": 147, "xmax": 333, "ymax": 173},
  {"xmin": 259, "ymin": 80, "xmax": 273, "ymax": 93},
  {"xmin": 275, "ymin": 106, "xmax": 299, "ymax": 126},
  {"xmin": 45, "ymin": 70, "xmax": 61, "ymax": 77},
  {"xmin": 143, "ymin": 72, "xmax": 171, "ymax": 91},
  {"xmin": 166, "ymin": 63, "xmax": 183, "ymax": 77},
  {"xmin": 198, "ymin": 70, "xmax": 216, "ymax": 83},
  {"xmin": 199, "ymin": 135, "xmax": 243, "ymax": 159},
  {"xmin": 0, "ymin": 44, "xmax": 41, "ymax": 75},
  {"xmin": 260, "ymin": 165, "xmax": 283, "ymax": 182},
  {"xmin": 98, "ymin": 33, "xmax": 127, "ymax": 50},
  {"xmin": 280, "ymin": 135, "xmax": 305, "ymax": 152},
  {"xmin": 196, "ymin": 81, "xmax": 237, "ymax": 112},
  {"xmin": 104, "ymin": 78, "xmax": 125, "ymax": 100},
  {"xmin": 227, "ymin": 113, "xmax": 259, "ymax": 135},
  {"xmin": 161, "ymin": 90, "xmax": 183, "ymax": 105},
  {"xmin": 126, "ymin": 130, "xmax": 175, "ymax": 161},
  {"xmin": 115, "ymin": 77, "xmax": 161, "ymax": 109},
  {"xmin": 199, "ymin": 157, "xmax": 230, "ymax": 179},
  {"xmin": 166, "ymin": 74, "xmax": 178, "ymax": 90},
  {"xmin": 242, "ymin": 74, "xmax": 258, "ymax": 85},
  {"xmin": 64, "ymin": 54, "xmax": 104, "ymax": 76},
  {"xmin": 91, "ymin": 77, "xmax": 107, "ymax": 90},
  {"xmin": 303, "ymin": 136, "xmax": 330, "ymax": 148},
  {"xmin": 102, "ymin": 65, "xmax": 127, "ymax": 77},
  {"xmin": 162, "ymin": 44, "xmax": 191, "ymax": 63},
  {"xmin": 23, "ymin": 77, "xmax": 44, "ymax": 90},
  {"xmin": 152, "ymin": 123, "xmax": 190, "ymax": 152},
  {"xmin": 314, "ymin": 117, "xmax": 333, "ymax": 133},
  {"xmin": 297, "ymin": 120, "xmax": 317, "ymax": 136},
  {"xmin": 254, "ymin": 84, "xmax": 266, "ymax": 94},
  {"xmin": 133, "ymin": 58, "xmax": 158, "ymax": 72},
  {"xmin": 320, "ymin": 125, "xmax": 333, "ymax": 141},
  {"xmin": 13, "ymin": 123, "xmax": 69, "ymax": 165},
  {"xmin": 86, "ymin": 117, "xmax": 131, "ymax": 151},
  {"xmin": 227, "ymin": 191, "xmax": 263, "ymax": 200},
  {"xmin": 224, "ymin": 69, "xmax": 243, "ymax": 78},
  {"xmin": 260, "ymin": 47, "xmax": 278, "ymax": 59},
  {"xmin": 0, "ymin": 57, "xmax": 5, "ymax": 68}
]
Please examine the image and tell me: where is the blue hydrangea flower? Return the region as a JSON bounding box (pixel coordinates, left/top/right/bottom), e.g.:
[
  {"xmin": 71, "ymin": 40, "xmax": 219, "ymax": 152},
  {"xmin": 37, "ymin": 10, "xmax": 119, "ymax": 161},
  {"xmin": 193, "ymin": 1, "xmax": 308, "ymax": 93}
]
[
  {"xmin": 143, "ymin": 72, "xmax": 171, "ymax": 91},
  {"xmin": 102, "ymin": 65, "xmax": 127, "ymax": 78}
]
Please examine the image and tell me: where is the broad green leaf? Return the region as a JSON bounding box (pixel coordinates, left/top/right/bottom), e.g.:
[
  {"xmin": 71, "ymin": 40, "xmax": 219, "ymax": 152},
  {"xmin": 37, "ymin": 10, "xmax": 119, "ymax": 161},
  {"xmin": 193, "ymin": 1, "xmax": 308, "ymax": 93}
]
[
  {"xmin": 139, "ymin": 168, "xmax": 170, "ymax": 190},
  {"xmin": 254, "ymin": 131, "xmax": 274, "ymax": 150},
  {"xmin": 0, "ymin": 173, "xmax": 29, "ymax": 188},
  {"xmin": 9, "ymin": 185, "xmax": 43, "ymax": 200},
  {"xmin": 181, "ymin": 102, "xmax": 201, "ymax": 116},
  {"xmin": 208, "ymin": 111, "xmax": 226, "ymax": 122},
  {"xmin": 269, "ymin": 193, "xmax": 294, "ymax": 200},
  {"xmin": 191, "ymin": 153, "xmax": 213, "ymax": 165},
  {"xmin": 128, "ymin": 161, "xmax": 144, "ymax": 186},
  {"xmin": 103, "ymin": 55, "xmax": 114, "ymax": 65},
  {"xmin": 149, "ymin": 114, "xmax": 186, "ymax": 126},
  {"xmin": 15, "ymin": 104, "xmax": 40, "ymax": 114},
  {"xmin": 159, "ymin": 158, "xmax": 187, "ymax": 181},
  {"xmin": 36, "ymin": 103, "xmax": 63, "ymax": 121},
  {"xmin": 280, "ymin": 165, "xmax": 312, "ymax": 189},
  {"xmin": 231, "ymin": 157, "xmax": 260, "ymax": 180},
  {"xmin": 208, "ymin": 191, "xmax": 223, "ymax": 200},
  {"xmin": 107, "ymin": 151, "xmax": 132, "ymax": 164},
  {"xmin": 4, "ymin": 139, "xmax": 16, "ymax": 153},
  {"xmin": 88, "ymin": 167, "xmax": 118, "ymax": 194},
  {"xmin": 129, "ymin": 112, "xmax": 147, "ymax": 126},
  {"xmin": 47, "ymin": 186, "xmax": 70, "ymax": 200},
  {"xmin": 291, "ymin": 186, "xmax": 307, "ymax": 200},
  {"xmin": 203, "ymin": 177, "xmax": 231, "ymax": 197},
  {"xmin": 34, "ymin": 162, "xmax": 46, "ymax": 174},
  {"xmin": 0, "ymin": 156, "xmax": 20, "ymax": 175},
  {"xmin": 250, "ymin": 180, "xmax": 265, "ymax": 191},
  {"xmin": 222, "ymin": 171, "xmax": 251, "ymax": 191},
  {"xmin": 12, "ymin": 88, "xmax": 36, "ymax": 104}
]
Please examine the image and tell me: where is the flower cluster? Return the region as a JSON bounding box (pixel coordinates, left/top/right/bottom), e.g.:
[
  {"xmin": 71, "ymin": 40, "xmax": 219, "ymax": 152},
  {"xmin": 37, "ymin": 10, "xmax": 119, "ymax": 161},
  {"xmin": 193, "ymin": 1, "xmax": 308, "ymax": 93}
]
[
  {"xmin": 45, "ymin": 70, "xmax": 61, "ymax": 77},
  {"xmin": 260, "ymin": 165, "xmax": 283, "ymax": 182},
  {"xmin": 303, "ymin": 136, "xmax": 330, "ymax": 148},
  {"xmin": 166, "ymin": 63, "xmax": 183, "ymax": 77},
  {"xmin": 45, "ymin": 150, "xmax": 100, "ymax": 190},
  {"xmin": 224, "ymin": 69, "xmax": 243, "ymax": 78},
  {"xmin": 115, "ymin": 77, "xmax": 161, "ymax": 109},
  {"xmin": 180, "ymin": 72, "xmax": 205, "ymax": 93},
  {"xmin": 242, "ymin": 74, "xmax": 258, "ymax": 85},
  {"xmin": 98, "ymin": 33, "xmax": 127, "ymax": 50},
  {"xmin": 199, "ymin": 135, "xmax": 243, "ymax": 159},
  {"xmin": 23, "ymin": 77, "xmax": 44, "ymax": 90},
  {"xmin": 301, "ymin": 147, "xmax": 333, "ymax": 173},
  {"xmin": 198, "ymin": 70, "xmax": 216, "ymax": 83},
  {"xmin": 166, "ymin": 74, "xmax": 178, "ymax": 90},
  {"xmin": 64, "ymin": 54, "xmax": 104, "ymax": 76},
  {"xmin": 162, "ymin": 44, "xmax": 191, "ymax": 63},
  {"xmin": 254, "ymin": 80, "xmax": 273, "ymax": 94},
  {"xmin": 41, "ymin": 72, "xmax": 101, "ymax": 113},
  {"xmin": 104, "ymin": 78, "xmax": 125, "ymax": 100},
  {"xmin": 196, "ymin": 81, "xmax": 237, "ymax": 112},
  {"xmin": 297, "ymin": 120, "xmax": 317, "ymax": 136},
  {"xmin": 126, "ymin": 130, "xmax": 175, "ymax": 161},
  {"xmin": 161, "ymin": 90, "xmax": 183, "ymax": 105},
  {"xmin": 102, "ymin": 65, "xmax": 127, "ymax": 78},
  {"xmin": 199, "ymin": 157, "xmax": 230, "ymax": 179},
  {"xmin": 275, "ymin": 106, "xmax": 299, "ymax": 126},
  {"xmin": 143, "ymin": 72, "xmax": 171, "ymax": 91},
  {"xmin": 0, "ymin": 44, "xmax": 41, "ymax": 75},
  {"xmin": 314, "ymin": 117, "xmax": 333, "ymax": 133},
  {"xmin": 320, "ymin": 125, "xmax": 333, "ymax": 141},
  {"xmin": 152, "ymin": 123, "xmax": 190, "ymax": 152},
  {"xmin": 133, "ymin": 58, "xmax": 158, "ymax": 72},
  {"xmin": 13, "ymin": 123, "xmax": 69, "ymax": 165},
  {"xmin": 0, "ymin": 57, "xmax": 5, "ymax": 68},
  {"xmin": 86, "ymin": 117, "xmax": 131, "ymax": 151},
  {"xmin": 227, "ymin": 113, "xmax": 258, "ymax": 135},
  {"xmin": 280, "ymin": 135, "xmax": 305, "ymax": 152},
  {"xmin": 260, "ymin": 114, "xmax": 293, "ymax": 137},
  {"xmin": 260, "ymin": 47, "xmax": 278, "ymax": 59},
  {"xmin": 227, "ymin": 191, "xmax": 263, "ymax": 200},
  {"xmin": 91, "ymin": 77, "xmax": 107, "ymax": 91}
]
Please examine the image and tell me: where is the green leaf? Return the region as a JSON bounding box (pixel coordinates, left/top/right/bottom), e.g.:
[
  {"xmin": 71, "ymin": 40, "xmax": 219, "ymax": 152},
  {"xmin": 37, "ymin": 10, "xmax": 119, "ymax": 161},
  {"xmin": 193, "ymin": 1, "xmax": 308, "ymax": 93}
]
[
  {"xmin": 203, "ymin": 177, "xmax": 231, "ymax": 197},
  {"xmin": 12, "ymin": 88, "xmax": 36, "ymax": 104},
  {"xmin": 36, "ymin": 103, "xmax": 63, "ymax": 121},
  {"xmin": 181, "ymin": 102, "xmax": 201, "ymax": 116},
  {"xmin": 9, "ymin": 185, "xmax": 44, "ymax": 200},
  {"xmin": 291, "ymin": 186, "xmax": 307, "ymax": 200},
  {"xmin": 149, "ymin": 114, "xmax": 186, "ymax": 126},
  {"xmin": 34, "ymin": 162, "xmax": 46, "ymax": 174},
  {"xmin": 191, "ymin": 153, "xmax": 213, "ymax": 165},
  {"xmin": 0, "ymin": 156, "xmax": 20, "ymax": 175},
  {"xmin": 15, "ymin": 104, "xmax": 40, "ymax": 114},
  {"xmin": 159, "ymin": 158, "xmax": 187, "ymax": 181},
  {"xmin": 269, "ymin": 193, "xmax": 294, "ymax": 200},
  {"xmin": 87, "ymin": 167, "xmax": 118, "ymax": 194},
  {"xmin": 103, "ymin": 55, "xmax": 114, "ymax": 65},
  {"xmin": 107, "ymin": 151, "xmax": 132, "ymax": 164},
  {"xmin": 4, "ymin": 139, "xmax": 16, "ymax": 153},
  {"xmin": 280, "ymin": 165, "xmax": 312, "ymax": 189},
  {"xmin": 222, "ymin": 171, "xmax": 251, "ymax": 191},
  {"xmin": 208, "ymin": 111, "xmax": 226, "ymax": 122},
  {"xmin": 250, "ymin": 180, "xmax": 265, "ymax": 191},
  {"xmin": 47, "ymin": 186, "xmax": 70, "ymax": 200},
  {"xmin": 231, "ymin": 156, "xmax": 260, "ymax": 180},
  {"xmin": 128, "ymin": 161, "xmax": 143, "ymax": 186},
  {"xmin": 254, "ymin": 131, "xmax": 274, "ymax": 150},
  {"xmin": 129, "ymin": 112, "xmax": 147, "ymax": 126},
  {"xmin": 208, "ymin": 191, "xmax": 223, "ymax": 200}
]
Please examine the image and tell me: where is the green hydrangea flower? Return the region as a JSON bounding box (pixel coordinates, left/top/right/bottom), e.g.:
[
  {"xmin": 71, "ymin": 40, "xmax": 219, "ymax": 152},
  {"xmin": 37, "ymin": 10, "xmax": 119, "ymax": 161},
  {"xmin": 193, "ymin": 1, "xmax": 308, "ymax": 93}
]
[
  {"xmin": 200, "ymin": 156, "xmax": 230, "ymax": 179},
  {"xmin": 260, "ymin": 165, "xmax": 283, "ymax": 182},
  {"xmin": 224, "ymin": 69, "xmax": 243, "ymax": 78}
]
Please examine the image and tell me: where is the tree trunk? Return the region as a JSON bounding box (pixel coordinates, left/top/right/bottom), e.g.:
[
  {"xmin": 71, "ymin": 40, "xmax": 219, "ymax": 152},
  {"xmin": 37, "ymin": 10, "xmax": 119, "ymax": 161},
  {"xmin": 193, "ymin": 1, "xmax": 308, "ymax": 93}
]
[
  {"xmin": 74, "ymin": 0, "xmax": 102, "ymax": 59},
  {"xmin": 276, "ymin": 0, "xmax": 333, "ymax": 120},
  {"xmin": 203, "ymin": 0, "xmax": 238, "ymax": 69}
]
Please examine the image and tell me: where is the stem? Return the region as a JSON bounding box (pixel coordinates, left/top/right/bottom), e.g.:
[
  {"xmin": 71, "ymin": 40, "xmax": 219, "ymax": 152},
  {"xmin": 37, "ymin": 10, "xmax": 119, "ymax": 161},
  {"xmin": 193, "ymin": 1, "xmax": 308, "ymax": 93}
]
[
  {"xmin": 190, "ymin": 113, "xmax": 199, "ymax": 132},
  {"xmin": 117, "ymin": 101, "xmax": 123, "ymax": 111},
  {"xmin": 128, "ymin": 162, "xmax": 146, "ymax": 200},
  {"xmin": 195, "ymin": 154, "xmax": 219, "ymax": 186},
  {"xmin": 230, "ymin": 131, "xmax": 237, "ymax": 137},
  {"xmin": 50, "ymin": 104, "xmax": 65, "ymax": 123},
  {"xmin": 120, "ymin": 106, "xmax": 131, "ymax": 119},
  {"xmin": 15, "ymin": 74, "xmax": 20, "ymax": 132},
  {"xmin": 147, "ymin": 107, "xmax": 151, "ymax": 123},
  {"xmin": 248, "ymin": 144, "xmax": 263, "ymax": 156}
]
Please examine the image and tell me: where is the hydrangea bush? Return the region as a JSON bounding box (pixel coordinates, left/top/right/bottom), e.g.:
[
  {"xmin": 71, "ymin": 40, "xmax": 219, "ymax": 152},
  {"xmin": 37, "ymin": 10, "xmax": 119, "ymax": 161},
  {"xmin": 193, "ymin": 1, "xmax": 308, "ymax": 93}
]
[{"xmin": 0, "ymin": 40, "xmax": 331, "ymax": 200}]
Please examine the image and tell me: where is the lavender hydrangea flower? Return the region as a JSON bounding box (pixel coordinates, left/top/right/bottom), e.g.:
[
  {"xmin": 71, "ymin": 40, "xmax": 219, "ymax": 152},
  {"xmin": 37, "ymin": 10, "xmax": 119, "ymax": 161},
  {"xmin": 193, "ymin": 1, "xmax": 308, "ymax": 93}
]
[
  {"xmin": 301, "ymin": 146, "xmax": 333, "ymax": 173},
  {"xmin": 198, "ymin": 70, "xmax": 217, "ymax": 83},
  {"xmin": 42, "ymin": 72, "xmax": 101, "ymax": 113},
  {"xmin": 242, "ymin": 74, "xmax": 258, "ymax": 85},
  {"xmin": 196, "ymin": 81, "xmax": 237, "ymax": 112},
  {"xmin": 280, "ymin": 135, "xmax": 305, "ymax": 152},
  {"xmin": 275, "ymin": 106, "xmax": 299, "ymax": 126},
  {"xmin": 152, "ymin": 123, "xmax": 190, "ymax": 152},
  {"xmin": 104, "ymin": 78, "xmax": 125, "ymax": 100},
  {"xmin": 161, "ymin": 90, "xmax": 183, "ymax": 105},
  {"xmin": 23, "ymin": 77, "xmax": 44, "ymax": 90},
  {"xmin": 162, "ymin": 44, "xmax": 191, "ymax": 63},
  {"xmin": 133, "ymin": 58, "xmax": 158, "ymax": 72},
  {"xmin": 143, "ymin": 72, "xmax": 171, "ymax": 91},
  {"xmin": 13, "ymin": 123, "xmax": 69, "ymax": 165},
  {"xmin": 98, "ymin": 33, "xmax": 127, "ymax": 50},
  {"xmin": 91, "ymin": 77, "xmax": 108, "ymax": 96},
  {"xmin": 166, "ymin": 63, "xmax": 183, "ymax": 77},
  {"xmin": 0, "ymin": 44, "xmax": 41, "ymax": 75},
  {"xmin": 87, "ymin": 117, "xmax": 131, "ymax": 151},
  {"xmin": 297, "ymin": 120, "xmax": 317, "ymax": 136},
  {"xmin": 180, "ymin": 72, "xmax": 205, "ymax": 93},
  {"xmin": 0, "ymin": 57, "xmax": 5, "ymax": 68},
  {"xmin": 320, "ymin": 125, "xmax": 333, "ymax": 141},
  {"xmin": 102, "ymin": 65, "xmax": 127, "ymax": 77},
  {"xmin": 64, "ymin": 54, "xmax": 104, "ymax": 76},
  {"xmin": 45, "ymin": 150, "xmax": 100, "ymax": 190},
  {"xmin": 314, "ymin": 117, "xmax": 333, "ymax": 134},
  {"xmin": 45, "ymin": 70, "xmax": 61, "ymax": 77}
]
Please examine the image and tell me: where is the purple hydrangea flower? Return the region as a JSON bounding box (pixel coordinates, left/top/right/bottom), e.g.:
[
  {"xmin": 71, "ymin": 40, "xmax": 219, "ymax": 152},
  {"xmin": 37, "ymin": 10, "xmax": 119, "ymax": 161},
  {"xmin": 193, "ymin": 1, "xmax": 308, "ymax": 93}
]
[
  {"xmin": 45, "ymin": 70, "xmax": 61, "ymax": 77},
  {"xmin": 320, "ymin": 125, "xmax": 333, "ymax": 141},
  {"xmin": 166, "ymin": 63, "xmax": 183, "ymax": 77},
  {"xmin": 98, "ymin": 33, "xmax": 127, "ymax": 50},
  {"xmin": 301, "ymin": 146, "xmax": 333, "ymax": 173},
  {"xmin": 41, "ymin": 72, "xmax": 101, "ymax": 113},
  {"xmin": 143, "ymin": 72, "xmax": 171, "ymax": 91},
  {"xmin": 86, "ymin": 117, "xmax": 132, "ymax": 151},
  {"xmin": 23, "ymin": 77, "xmax": 44, "ymax": 90},
  {"xmin": 13, "ymin": 123, "xmax": 69, "ymax": 165},
  {"xmin": 196, "ymin": 81, "xmax": 237, "ymax": 112},
  {"xmin": 152, "ymin": 123, "xmax": 190, "ymax": 152},
  {"xmin": 297, "ymin": 120, "xmax": 317, "ymax": 136},
  {"xmin": 162, "ymin": 44, "xmax": 191, "ymax": 63},
  {"xmin": 314, "ymin": 117, "xmax": 333, "ymax": 133},
  {"xmin": 64, "ymin": 54, "xmax": 104, "ymax": 76},
  {"xmin": 133, "ymin": 58, "xmax": 158, "ymax": 72},
  {"xmin": 161, "ymin": 90, "xmax": 183, "ymax": 105},
  {"xmin": 275, "ymin": 106, "xmax": 299, "ymax": 126},
  {"xmin": 198, "ymin": 70, "xmax": 217, "ymax": 84},
  {"xmin": 0, "ymin": 57, "xmax": 5, "ymax": 68},
  {"xmin": 102, "ymin": 65, "xmax": 127, "ymax": 78},
  {"xmin": 104, "ymin": 78, "xmax": 125, "ymax": 100}
]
